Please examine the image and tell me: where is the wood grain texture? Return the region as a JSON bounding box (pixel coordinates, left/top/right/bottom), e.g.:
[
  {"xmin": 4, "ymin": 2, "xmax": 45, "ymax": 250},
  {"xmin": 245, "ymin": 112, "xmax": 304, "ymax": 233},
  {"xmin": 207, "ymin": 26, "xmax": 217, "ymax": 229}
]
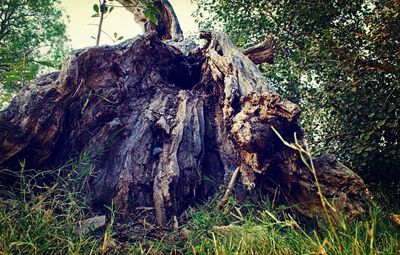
[{"xmin": 0, "ymin": 32, "xmax": 370, "ymax": 227}]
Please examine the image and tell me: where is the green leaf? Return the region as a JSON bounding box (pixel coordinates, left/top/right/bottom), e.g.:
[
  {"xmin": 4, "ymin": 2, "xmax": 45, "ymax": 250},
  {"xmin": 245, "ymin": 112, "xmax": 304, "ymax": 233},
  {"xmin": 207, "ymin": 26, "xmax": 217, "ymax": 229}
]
[
  {"xmin": 143, "ymin": 10, "xmax": 159, "ymax": 25},
  {"xmin": 3, "ymin": 76, "xmax": 21, "ymax": 82},
  {"xmin": 36, "ymin": 60, "xmax": 55, "ymax": 68},
  {"xmin": 307, "ymin": 72, "xmax": 312, "ymax": 82},
  {"xmin": 147, "ymin": 4, "xmax": 161, "ymax": 16},
  {"xmin": 93, "ymin": 4, "xmax": 99, "ymax": 15},
  {"xmin": 377, "ymin": 119, "xmax": 386, "ymax": 127}
]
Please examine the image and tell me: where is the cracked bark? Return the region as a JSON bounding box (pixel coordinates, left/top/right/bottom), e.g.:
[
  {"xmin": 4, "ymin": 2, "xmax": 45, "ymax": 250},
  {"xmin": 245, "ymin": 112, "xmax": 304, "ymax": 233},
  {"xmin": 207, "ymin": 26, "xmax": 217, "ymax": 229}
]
[{"xmin": 0, "ymin": 32, "xmax": 370, "ymax": 227}]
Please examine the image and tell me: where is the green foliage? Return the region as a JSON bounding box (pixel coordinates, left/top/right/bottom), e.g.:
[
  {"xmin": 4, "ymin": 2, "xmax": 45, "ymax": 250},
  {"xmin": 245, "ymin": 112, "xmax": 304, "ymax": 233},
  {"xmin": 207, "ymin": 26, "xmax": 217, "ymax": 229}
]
[
  {"xmin": 0, "ymin": 0, "xmax": 69, "ymax": 90},
  {"xmin": 194, "ymin": 0, "xmax": 400, "ymax": 196},
  {"xmin": 92, "ymin": 0, "xmax": 123, "ymax": 45},
  {"xmin": 91, "ymin": 0, "xmax": 163, "ymax": 45},
  {"xmin": 143, "ymin": 0, "xmax": 161, "ymax": 25},
  {"xmin": 92, "ymin": 1, "xmax": 115, "ymax": 18}
]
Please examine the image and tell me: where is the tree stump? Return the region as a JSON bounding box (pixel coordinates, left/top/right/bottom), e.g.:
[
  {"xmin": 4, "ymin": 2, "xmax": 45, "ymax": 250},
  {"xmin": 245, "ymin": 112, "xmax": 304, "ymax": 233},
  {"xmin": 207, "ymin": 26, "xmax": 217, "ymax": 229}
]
[{"xmin": 0, "ymin": 32, "xmax": 370, "ymax": 226}]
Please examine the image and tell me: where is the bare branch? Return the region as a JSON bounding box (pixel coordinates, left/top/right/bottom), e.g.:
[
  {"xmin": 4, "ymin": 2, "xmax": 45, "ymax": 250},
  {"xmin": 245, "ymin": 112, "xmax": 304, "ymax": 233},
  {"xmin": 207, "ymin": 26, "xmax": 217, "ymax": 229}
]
[{"xmin": 243, "ymin": 37, "xmax": 275, "ymax": 65}]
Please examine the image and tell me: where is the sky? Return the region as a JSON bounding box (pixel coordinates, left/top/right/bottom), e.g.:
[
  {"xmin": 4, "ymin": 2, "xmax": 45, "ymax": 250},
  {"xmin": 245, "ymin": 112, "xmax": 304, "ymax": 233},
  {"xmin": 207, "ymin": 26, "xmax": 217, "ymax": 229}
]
[{"xmin": 60, "ymin": 0, "xmax": 199, "ymax": 49}]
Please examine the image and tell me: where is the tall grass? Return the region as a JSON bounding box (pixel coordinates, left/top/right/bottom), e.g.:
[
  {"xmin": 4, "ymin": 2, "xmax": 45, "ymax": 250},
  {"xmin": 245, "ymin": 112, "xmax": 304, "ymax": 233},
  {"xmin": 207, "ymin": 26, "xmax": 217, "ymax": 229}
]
[
  {"xmin": 0, "ymin": 153, "xmax": 103, "ymax": 255},
  {"xmin": 0, "ymin": 145, "xmax": 399, "ymax": 254},
  {"xmin": 174, "ymin": 196, "xmax": 399, "ymax": 255}
]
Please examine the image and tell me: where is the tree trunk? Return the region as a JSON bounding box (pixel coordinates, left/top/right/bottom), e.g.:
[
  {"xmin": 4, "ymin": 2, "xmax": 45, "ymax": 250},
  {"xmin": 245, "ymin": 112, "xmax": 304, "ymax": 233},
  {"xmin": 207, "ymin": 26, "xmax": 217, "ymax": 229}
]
[{"xmin": 0, "ymin": 32, "xmax": 370, "ymax": 227}]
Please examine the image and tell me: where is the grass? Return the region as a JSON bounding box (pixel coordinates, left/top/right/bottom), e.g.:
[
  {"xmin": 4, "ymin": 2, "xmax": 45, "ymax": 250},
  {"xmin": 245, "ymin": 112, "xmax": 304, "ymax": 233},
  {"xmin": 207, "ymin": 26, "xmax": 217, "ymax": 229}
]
[
  {"xmin": 0, "ymin": 151, "xmax": 399, "ymax": 254},
  {"xmin": 1, "ymin": 175, "xmax": 398, "ymax": 255},
  {"xmin": 0, "ymin": 155, "xmax": 102, "ymax": 255},
  {"xmin": 174, "ymin": 197, "xmax": 400, "ymax": 255}
]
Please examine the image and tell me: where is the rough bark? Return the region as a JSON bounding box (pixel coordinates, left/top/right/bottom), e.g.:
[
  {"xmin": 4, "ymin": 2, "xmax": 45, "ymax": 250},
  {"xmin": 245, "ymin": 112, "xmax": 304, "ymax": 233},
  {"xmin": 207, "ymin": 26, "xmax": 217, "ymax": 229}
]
[
  {"xmin": 0, "ymin": 32, "xmax": 370, "ymax": 227},
  {"xmin": 115, "ymin": 0, "xmax": 183, "ymax": 41},
  {"xmin": 243, "ymin": 37, "xmax": 275, "ymax": 65}
]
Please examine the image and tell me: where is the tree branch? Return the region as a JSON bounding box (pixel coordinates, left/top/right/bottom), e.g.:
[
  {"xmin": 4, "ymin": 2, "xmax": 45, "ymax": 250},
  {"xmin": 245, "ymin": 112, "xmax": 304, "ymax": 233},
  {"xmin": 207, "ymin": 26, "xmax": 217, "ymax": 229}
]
[
  {"xmin": 115, "ymin": 0, "xmax": 183, "ymax": 41},
  {"xmin": 96, "ymin": 0, "xmax": 106, "ymax": 46},
  {"xmin": 331, "ymin": 47, "xmax": 400, "ymax": 75},
  {"xmin": 243, "ymin": 37, "xmax": 275, "ymax": 65}
]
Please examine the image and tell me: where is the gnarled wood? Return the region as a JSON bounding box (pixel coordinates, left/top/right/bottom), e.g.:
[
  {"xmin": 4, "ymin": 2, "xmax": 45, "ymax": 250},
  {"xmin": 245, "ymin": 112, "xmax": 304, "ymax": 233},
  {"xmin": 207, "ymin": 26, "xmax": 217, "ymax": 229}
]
[
  {"xmin": 243, "ymin": 37, "xmax": 275, "ymax": 65},
  {"xmin": 0, "ymin": 32, "xmax": 370, "ymax": 227},
  {"xmin": 116, "ymin": 0, "xmax": 183, "ymax": 41}
]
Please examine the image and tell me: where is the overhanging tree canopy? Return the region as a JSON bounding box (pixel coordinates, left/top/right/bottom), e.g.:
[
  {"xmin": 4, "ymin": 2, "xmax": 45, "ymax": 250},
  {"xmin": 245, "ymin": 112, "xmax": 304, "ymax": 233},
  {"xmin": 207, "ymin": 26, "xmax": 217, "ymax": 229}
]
[{"xmin": 0, "ymin": 0, "xmax": 68, "ymax": 89}]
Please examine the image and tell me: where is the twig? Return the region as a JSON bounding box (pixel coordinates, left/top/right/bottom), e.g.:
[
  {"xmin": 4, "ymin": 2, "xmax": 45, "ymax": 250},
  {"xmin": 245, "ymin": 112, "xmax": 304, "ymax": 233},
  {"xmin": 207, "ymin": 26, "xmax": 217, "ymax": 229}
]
[
  {"xmin": 216, "ymin": 167, "xmax": 240, "ymax": 208},
  {"xmin": 73, "ymin": 79, "xmax": 84, "ymax": 97},
  {"xmin": 135, "ymin": 206, "xmax": 154, "ymax": 211},
  {"xmin": 88, "ymin": 24, "xmax": 118, "ymax": 43},
  {"xmin": 383, "ymin": 85, "xmax": 397, "ymax": 106},
  {"xmin": 139, "ymin": 219, "xmax": 155, "ymax": 230},
  {"xmin": 96, "ymin": 0, "xmax": 106, "ymax": 46}
]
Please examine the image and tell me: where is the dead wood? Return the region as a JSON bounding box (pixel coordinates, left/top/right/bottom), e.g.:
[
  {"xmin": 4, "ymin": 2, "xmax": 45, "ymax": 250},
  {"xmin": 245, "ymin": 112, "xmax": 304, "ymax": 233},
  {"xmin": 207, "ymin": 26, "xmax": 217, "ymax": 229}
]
[
  {"xmin": 243, "ymin": 37, "xmax": 275, "ymax": 65},
  {"xmin": 0, "ymin": 32, "xmax": 370, "ymax": 227}
]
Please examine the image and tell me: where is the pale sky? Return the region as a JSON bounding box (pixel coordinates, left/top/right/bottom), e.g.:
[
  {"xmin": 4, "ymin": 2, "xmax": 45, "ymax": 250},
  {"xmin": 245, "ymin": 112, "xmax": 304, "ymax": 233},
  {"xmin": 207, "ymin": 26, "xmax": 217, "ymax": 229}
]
[{"xmin": 61, "ymin": 0, "xmax": 199, "ymax": 49}]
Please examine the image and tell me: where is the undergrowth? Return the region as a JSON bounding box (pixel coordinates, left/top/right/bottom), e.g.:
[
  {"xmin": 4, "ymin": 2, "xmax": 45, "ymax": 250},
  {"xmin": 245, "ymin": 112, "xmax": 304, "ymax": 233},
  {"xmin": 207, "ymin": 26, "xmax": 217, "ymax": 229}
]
[
  {"xmin": 0, "ymin": 150, "xmax": 399, "ymax": 254},
  {"xmin": 171, "ymin": 197, "xmax": 400, "ymax": 255},
  {"xmin": 0, "ymin": 153, "xmax": 102, "ymax": 255}
]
